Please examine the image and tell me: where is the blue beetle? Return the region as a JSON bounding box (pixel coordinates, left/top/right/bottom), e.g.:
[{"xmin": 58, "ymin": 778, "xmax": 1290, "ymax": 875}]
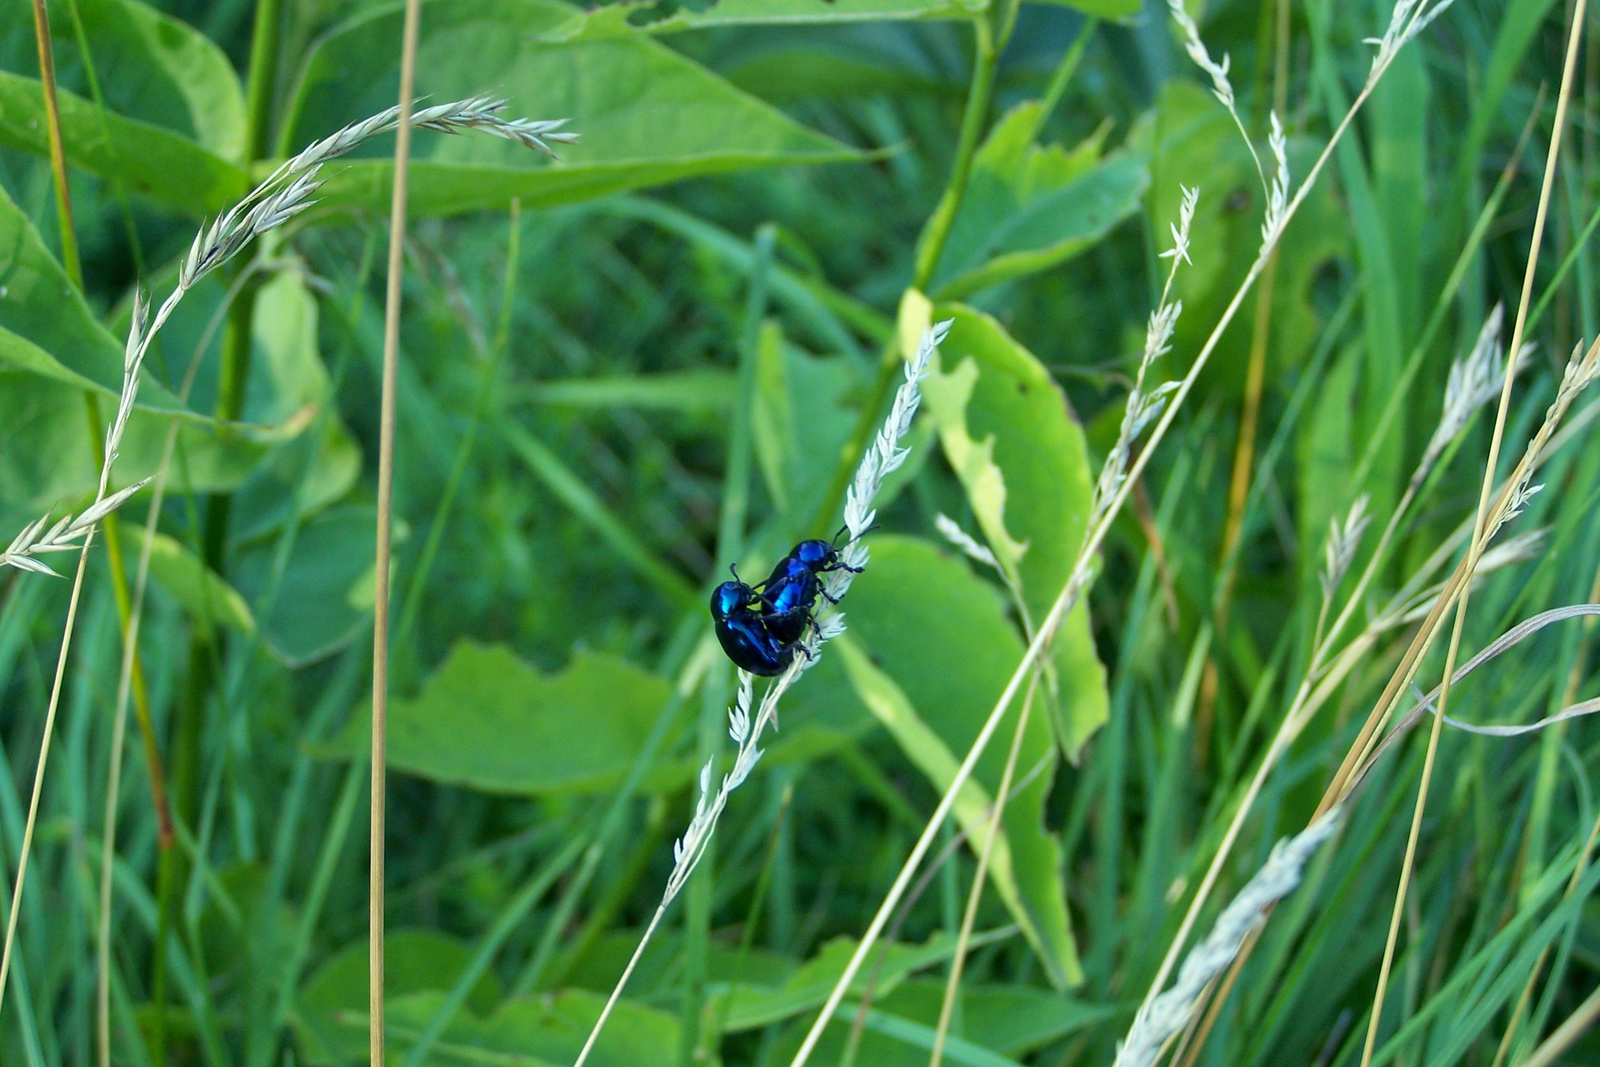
[
  {"xmin": 755, "ymin": 531, "xmax": 863, "ymax": 645},
  {"xmin": 710, "ymin": 580, "xmax": 797, "ymax": 676},
  {"xmin": 709, "ymin": 530, "xmax": 865, "ymax": 675}
]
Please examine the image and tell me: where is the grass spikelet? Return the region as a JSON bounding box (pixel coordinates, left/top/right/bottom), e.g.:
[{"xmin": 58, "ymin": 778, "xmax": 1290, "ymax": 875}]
[
  {"xmin": 570, "ymin": 320, "xmax": 952, "ymax": 1067},
  {"xmin": 1113, "ymin": 805, "xmax": 1348, "ymax": 1067}
]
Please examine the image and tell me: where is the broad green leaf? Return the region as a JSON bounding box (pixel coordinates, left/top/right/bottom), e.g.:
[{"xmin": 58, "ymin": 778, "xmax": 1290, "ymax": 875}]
[
  {"xmin": 245, "ymin": 268, "xmax": 335, "ymax": 427},
  {"xmin": 336, "ymin": 640, "xmax": 693, "ymax": 795},
  {"xmin": 368, "ymin": 990, "xmax": 678, "ymax": 1067},
  {"xmin": 1139, "ymin": 81, "xmax": 1347, "ymax": 394},
  {"xmin": 929, "ymin": 102, "xmax": 1147, "ymax": 300},
  {"xmin": 906, "ymin": 296, "xmax": 1110, "ymax": 760},
  {"xmin": 106, "ymin": 262, "xmax": 359, "ymax": 540},
  {"xmin": 0, "ymin": 0, "xmax": 249, "ymax": 212},
  {"xmin": 539, "ymin": 0, "xmax": 984, "ymax": 39},
  {"xmin": 223, "ymin": 266, "xmax": 362, "ymax": 533},
  {"xmin": 0, "ymin": 183, "xmax": 293, "ymax": 513},
  {"xmin": 197, "ymin": 863, "xmax": 295, "ymax": 1005},
  {"xmin": 0, "ymin": 178, "xmax": 177, "ymax": 405},
  {"xmin": 833, "ymin": 633, "xmax": 1015, "ymax": 852},
  {"xmin": 296, "ymin": 929, "xmax": 504, "ymax": 1066},
  {"xmin": 125, "ymin": 529, "xmax": 255, "ymax": 635},
  {"xmin": 720, "ymin": 43, "xmax": 960, "ymax": 104},
  {"xmin": 282, "ymin": 0, "xmax": 861, "ymax": 218},
  {"xmin": 841, "ymin": 535, "xmax": 1082, "ymax": 988},
  {"xmin": 47, "ymin": 0, "xmax": 247, "ymax": 159},
  {"xmin": 0, "ymin": 73, "xmax": 247, "ymax": 216},
  {"xmin": 230, "ymin": 505, "xmax": 393, "ymax": 666}
]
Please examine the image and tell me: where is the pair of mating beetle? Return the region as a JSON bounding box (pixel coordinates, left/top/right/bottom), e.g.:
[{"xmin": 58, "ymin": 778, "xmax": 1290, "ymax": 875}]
[{"xmin": 710, "ymin": 531, "xmax": 862, "ymax": 676}]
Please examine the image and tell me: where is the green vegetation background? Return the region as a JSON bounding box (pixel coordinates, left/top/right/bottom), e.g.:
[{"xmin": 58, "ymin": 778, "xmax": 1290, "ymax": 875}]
[{"xmin": 0, "ymin": 0, "xmax": 1597, "ymax": 1065}]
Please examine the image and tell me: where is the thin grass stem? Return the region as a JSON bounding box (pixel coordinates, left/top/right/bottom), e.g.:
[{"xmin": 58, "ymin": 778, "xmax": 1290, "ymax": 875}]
[
  {"xmin": 1359, "ymin": 8, "xmax": 1586, "ymax": 1063},
  {"xmin": 369, "ymin": 1, "xmax": 425, "ymax": 1062},
  {"xmin": 927, "ymin": 672, "xmax": 1041, "ymax": 1067}
]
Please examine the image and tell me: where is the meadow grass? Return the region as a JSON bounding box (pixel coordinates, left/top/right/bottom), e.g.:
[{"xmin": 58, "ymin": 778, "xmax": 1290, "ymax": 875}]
[{"xmin": 1, "ymin": 2, "xmax": 1599, "ymax": 1067}]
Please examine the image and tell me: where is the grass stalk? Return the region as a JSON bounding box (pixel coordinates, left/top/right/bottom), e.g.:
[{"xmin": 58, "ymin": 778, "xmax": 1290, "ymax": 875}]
[
  {"xmin": 1357, "ymin": 7, "xmax": 1585, "ymax": 1062},
  {"xmin": 1490, "ymin": 555, "xmax": 1600, "ymax": 1065},
  {"xmin": 28, "ymin": 6, "xmax": 172, "ymax": 1059},
  {"xmin": 1, "ymin": 289, "xmax": 152, "ymax": 1020},
  {"xmin": 1491, "ymin": 805, "xmax": 1600, "ymax": 1067},
  {"xmin": 370, "ymin": 0, "xmax": 425, "ymax": 1062},
  {"xmin": 1518, "ymin": 978, "xmax": 1600, "ymax": 1067},
  {"xmin": 927, "ymin": 672, "xmax": 1041, "ymax": 1067},
  {"xmin": 575, "ymin": 321, "xmax": 950, "ymax": 1067}
]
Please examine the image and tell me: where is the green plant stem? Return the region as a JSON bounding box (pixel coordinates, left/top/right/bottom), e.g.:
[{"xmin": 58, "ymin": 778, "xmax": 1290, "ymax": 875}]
[
  {"xmin": 1034, "ymin": 19, "xmax": 1096, "ymax": 139},
  {"xmin": 682, "ymin": 661, "xmax": 726, "ymax": 1067},
  {"xmin": 1359, "ymin": 6, "xmax": 1584, "ymax": 1063},
  {"xmin": 42, "ymin": 0, "xmax": 169, "ymax": 847},
  {"xmin": 808, "ymin": 17, "xmax": 997, "ymax": 538},
  {"xmin": 910, "ymin": 19, "xmax": 996, "ymax": 295},
  {"xmin": 31, "ymin": 0, "xmax": 79, "ymax": 284},
  {"xmin": 1349, "ymin": 95, "xmax": 1542, "ymax": 493}
]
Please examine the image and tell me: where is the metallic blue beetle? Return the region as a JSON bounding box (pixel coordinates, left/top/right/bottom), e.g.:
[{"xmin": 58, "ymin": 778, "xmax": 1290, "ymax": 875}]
[
  {"xmin": 755, "ymin": 534, "xmax": 861, "ymax": 645},
  {"xmin": 709, "ymin": 531, "xmax": 865, "ymax": 674},
  {"xmin": 710, "ymin": 580, "xmax": 796, "ymax": 676}
]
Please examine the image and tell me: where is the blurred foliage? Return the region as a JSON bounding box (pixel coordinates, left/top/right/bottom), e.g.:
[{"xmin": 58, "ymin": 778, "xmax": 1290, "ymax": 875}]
[{"xmin": 1, "ymin": 1, "xmax": 1599, "ymax": 1066}]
